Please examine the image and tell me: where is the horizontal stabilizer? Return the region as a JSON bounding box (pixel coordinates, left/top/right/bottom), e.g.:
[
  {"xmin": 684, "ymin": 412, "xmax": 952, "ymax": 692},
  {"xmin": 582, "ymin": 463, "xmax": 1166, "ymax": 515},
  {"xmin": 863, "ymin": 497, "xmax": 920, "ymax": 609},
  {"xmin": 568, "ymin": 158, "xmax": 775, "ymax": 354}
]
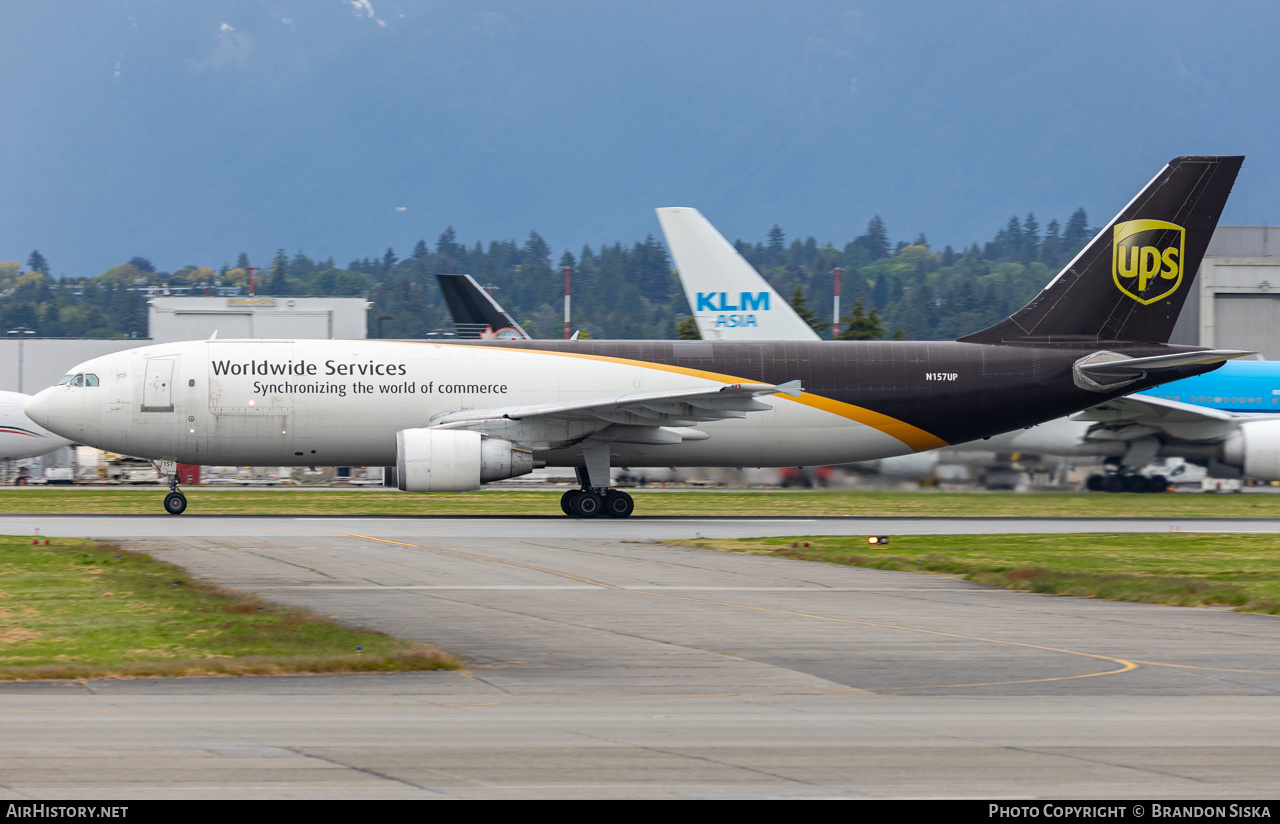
[{"xmin": 1077, "ymin": 349, "xmax": 1253, "ymax": 380}]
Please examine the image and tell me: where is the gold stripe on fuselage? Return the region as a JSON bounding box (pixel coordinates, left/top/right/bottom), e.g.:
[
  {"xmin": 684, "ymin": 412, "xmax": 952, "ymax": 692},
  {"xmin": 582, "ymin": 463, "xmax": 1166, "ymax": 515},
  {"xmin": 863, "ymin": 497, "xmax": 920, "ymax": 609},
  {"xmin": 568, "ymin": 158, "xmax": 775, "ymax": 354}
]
[{"xmin": 413, "ymin": 342, "xmax": 950, "ymax": 453}]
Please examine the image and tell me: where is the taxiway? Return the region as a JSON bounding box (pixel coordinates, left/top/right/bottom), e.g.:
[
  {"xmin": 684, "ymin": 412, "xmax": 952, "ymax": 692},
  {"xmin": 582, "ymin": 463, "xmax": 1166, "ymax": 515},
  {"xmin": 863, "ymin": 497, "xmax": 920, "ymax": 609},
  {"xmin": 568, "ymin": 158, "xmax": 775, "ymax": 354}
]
[{"xmin": 0, "ymin": 515, "xmax": 1277, "ymax": 799}]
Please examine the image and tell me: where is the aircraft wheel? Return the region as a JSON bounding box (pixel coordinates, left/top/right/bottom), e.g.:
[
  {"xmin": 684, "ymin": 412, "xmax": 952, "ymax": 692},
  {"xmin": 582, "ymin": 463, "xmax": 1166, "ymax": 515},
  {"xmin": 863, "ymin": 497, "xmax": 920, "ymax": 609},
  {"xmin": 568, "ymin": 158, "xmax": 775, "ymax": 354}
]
[
  {"xmin": 1146, "ymin": 475, "xmax": 1169, "ymax": 493},
  {"xmin": 1103, "ymin": 475, "xmax": 1126, "ymax": 493},
  {"xmin": 1124, "ymin": 474, "xmax": 1148, "ymax": 493},
  {"xmin": 163, "ymin": 491, "xmax": 188, "ymax": 515},
  {"xmin": 604, "ymin": 490, "xmax": 634, "ymax": 518},
  {"xmin": 571, "ymin": 491, "xmax": 602, "ymax": 518},
  {"xmin": 1085, "ymin": 475, "xmax": 1105, "ymax": 492},
  {"xmin": 560, "ymin": 489, "xmax": 578, "ymax": 516}
]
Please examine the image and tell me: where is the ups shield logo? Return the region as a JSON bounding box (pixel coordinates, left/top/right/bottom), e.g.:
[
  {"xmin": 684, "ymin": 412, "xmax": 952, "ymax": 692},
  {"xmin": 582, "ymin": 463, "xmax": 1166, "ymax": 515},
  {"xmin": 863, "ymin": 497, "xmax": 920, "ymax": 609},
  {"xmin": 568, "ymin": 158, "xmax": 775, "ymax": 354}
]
[{"xmin": 1113, "ymin": 219, "xmax": 1185, "ymax": 305}]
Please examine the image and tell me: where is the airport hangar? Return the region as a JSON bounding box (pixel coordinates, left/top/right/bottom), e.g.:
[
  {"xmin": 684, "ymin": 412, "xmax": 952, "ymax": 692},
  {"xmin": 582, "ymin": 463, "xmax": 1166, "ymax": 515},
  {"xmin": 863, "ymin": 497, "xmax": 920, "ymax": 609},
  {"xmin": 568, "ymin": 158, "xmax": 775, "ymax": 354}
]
[
  {"xmin": 0, "ymin": 296, "xmax": 369, "ymax": 395},
  {"xmin": 1170, "ymin": 225, "xmax": 1280, "ymax": 355}
]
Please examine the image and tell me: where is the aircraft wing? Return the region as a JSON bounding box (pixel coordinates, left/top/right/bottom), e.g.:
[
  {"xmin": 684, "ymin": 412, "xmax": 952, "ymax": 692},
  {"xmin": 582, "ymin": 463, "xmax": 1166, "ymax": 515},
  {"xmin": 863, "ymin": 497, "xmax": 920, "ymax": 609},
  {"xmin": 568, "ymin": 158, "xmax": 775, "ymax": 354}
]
[
  {"xmin": 433, "ymin": 380, "xmax": 800, "ymax": 425},
  {"xmin": 429, "ymin": 380, "xmax": 801, "ymax": 447},
  {"xmin": 1072, "ymin": 393, "xmax": 1280, "ymax": 443},
  {"xmin": 1073, "ymin": 394, "xmax": 1239, "ymax": 425}
]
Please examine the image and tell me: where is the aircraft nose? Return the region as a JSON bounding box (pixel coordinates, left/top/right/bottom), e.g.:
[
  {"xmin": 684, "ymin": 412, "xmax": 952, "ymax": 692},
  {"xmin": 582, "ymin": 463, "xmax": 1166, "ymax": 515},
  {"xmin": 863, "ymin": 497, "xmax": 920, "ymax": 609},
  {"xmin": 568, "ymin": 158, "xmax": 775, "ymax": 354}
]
[{"xmin": 24, "ymin": 388, "xmax": 53, "ymax": 428}]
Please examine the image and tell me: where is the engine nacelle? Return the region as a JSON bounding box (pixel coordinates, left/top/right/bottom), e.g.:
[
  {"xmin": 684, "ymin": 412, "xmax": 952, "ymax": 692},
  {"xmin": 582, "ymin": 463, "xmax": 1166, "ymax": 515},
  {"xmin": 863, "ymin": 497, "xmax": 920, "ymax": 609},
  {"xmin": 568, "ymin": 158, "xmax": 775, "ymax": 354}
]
[
  {"xmin": 395, "ymin": 429, "xmax": 533, "ymax": 492},
  {"xmin": 1221, "ymin": 419, "xmax": 1280, "ymax": 481}
]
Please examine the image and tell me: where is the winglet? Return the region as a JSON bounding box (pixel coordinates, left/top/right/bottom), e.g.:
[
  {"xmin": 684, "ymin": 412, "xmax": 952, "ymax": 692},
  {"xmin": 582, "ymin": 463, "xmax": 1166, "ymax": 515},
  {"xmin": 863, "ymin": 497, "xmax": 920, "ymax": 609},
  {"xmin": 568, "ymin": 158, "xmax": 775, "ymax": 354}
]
[{"xmin": 208, "ymin": 330, "xmax": 218, "ymax": 341}]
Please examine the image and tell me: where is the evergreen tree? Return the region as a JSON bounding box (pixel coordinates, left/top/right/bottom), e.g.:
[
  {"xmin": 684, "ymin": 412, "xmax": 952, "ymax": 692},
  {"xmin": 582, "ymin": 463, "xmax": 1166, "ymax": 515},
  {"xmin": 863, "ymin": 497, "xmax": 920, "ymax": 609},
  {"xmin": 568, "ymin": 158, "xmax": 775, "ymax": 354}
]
[
  {"xmin": 523, "ymin": 231, "xmax": 551, "ymax": 265},
  {"xmin": 1023, "ymin": 212, "xmax": 1040, "ymax": 245},
  {"xmin": 128, "ymin": 256, "xmax": 155, "ymax": 273},
  {"xmin": 1040, "ymin": 219, "xmax": 1063, "ymax": 267},
  {"xmin": 767, "ymin": 225, "xmax": 786, "ymax": 255},
  {"xmin": 382, "ymin": 248, "xmax": 398, "ymax": 273},
  {"xmin": 267, "ymin": 249, "xmax": 289, "ymax": 294},
  {"xmin": 236, "ymin": 252, "xmax": 251, "ymax": 270},
  {"xmin": 871, "ymin": 274, "xmax": 889, "ymax": 309},
  {"xmin": 675, "ymin": 315, "xmax": 701, "ymax": 340},
  {"xmin": 1022, "ymin": 213, "xmax": 1040, "ymax": 263},
  {"xmin": 837, "ymin": 298, "xmax": 887, "ymax": 340},
  {"xmin": 787, "ymin": 284, "xmax": 829, "ymax": 335},
  {"xmin": 1064, "ymin": 208, "xmax": 1089, "ymax": 248},
  {"xmin": 289, "ymin": 251, "xmax": 316, "ymax": 281},
  {"xmin": 26, "ymin": 250, "xmax": 49, "ymax": 274},
  {"xmin": 857, "ymin": 216, "xmax": 890, "ymax": 260},
  {"xmin": 436, "ymin": 227, "xmax": 460, "ymax": 259},
  {"xmin": 411, "ymin": 240, "xmax": 429, "ymax": 259}
]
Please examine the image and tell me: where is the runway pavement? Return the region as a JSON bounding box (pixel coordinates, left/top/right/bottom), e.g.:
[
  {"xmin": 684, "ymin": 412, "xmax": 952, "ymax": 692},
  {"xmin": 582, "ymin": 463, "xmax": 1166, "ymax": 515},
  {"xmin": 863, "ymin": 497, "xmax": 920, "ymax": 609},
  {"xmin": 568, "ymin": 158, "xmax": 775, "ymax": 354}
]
[
  {"xmin": 4, "ymin": 512, "xmax": 1280, "ymax": 541},
  {"xmin": 1, "ymin": 514, "xmax": 1278, "ymax": 799}
]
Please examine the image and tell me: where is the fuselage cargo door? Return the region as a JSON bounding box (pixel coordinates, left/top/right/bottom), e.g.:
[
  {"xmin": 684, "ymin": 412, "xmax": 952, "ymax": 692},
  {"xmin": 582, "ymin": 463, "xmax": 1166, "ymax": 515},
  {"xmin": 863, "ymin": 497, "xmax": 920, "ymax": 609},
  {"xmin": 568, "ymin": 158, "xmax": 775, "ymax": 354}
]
[{"xmin": 141, "ymin": 358, "xmax": 175, "ymax": 412}]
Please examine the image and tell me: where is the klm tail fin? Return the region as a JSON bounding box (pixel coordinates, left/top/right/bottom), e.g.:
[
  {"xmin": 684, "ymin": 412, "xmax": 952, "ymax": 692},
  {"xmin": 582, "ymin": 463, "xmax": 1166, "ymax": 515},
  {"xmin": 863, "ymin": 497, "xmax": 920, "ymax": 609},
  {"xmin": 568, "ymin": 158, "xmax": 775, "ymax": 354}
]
[
  {"xmin": 959, "ymin": 155, "xmax": 1243, "ymax": 345},
  {"xmin": 656, "ymin": 207, "xmax": 820, "ymax": 341}
]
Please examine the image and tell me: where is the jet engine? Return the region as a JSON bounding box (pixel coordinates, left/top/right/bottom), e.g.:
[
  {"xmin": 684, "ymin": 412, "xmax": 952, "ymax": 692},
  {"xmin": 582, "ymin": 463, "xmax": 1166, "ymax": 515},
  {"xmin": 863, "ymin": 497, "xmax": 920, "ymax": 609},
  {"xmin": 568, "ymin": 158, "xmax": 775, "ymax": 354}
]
[
  {"xmin": 395, "ymin": 429, "xmax": 534, "ymax": 492},
  {"xmin": 1222, "ymin": 419, "xmax": 1280, "ymax": 481}
]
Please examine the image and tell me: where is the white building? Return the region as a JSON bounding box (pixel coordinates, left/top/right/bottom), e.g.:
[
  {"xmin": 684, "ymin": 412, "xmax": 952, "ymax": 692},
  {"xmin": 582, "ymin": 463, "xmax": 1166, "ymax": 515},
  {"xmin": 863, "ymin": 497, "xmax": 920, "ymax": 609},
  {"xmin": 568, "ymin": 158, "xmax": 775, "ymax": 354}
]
[
  {"xmin": 1, "ymin": 296, "xmax": 369, "ymax": 394},
  {"xmin": 147, "ymin": 296, "xmax": 368, "ymax": 343}
]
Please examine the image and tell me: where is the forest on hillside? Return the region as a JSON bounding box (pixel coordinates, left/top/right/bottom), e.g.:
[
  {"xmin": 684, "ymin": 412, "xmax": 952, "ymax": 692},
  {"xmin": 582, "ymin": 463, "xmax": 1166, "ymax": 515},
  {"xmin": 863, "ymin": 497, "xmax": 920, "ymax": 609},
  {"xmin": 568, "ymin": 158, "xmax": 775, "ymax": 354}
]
[{"xmin": 0, "ymin": 208, "xmax": 1093, "ymax": 342}]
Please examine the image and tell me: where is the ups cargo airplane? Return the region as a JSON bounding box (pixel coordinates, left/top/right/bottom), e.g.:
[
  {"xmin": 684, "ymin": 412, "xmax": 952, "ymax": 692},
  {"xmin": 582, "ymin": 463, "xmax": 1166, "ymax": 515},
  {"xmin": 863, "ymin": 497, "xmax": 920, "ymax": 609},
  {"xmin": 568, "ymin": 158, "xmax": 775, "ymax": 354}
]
[
  {"xmin": 656, "ymin": 200, "xmax": 1280, "ymax": 491},
  {"xmin": 24, "ymin": 156, "xmax": 1248, "ymax": 516}
]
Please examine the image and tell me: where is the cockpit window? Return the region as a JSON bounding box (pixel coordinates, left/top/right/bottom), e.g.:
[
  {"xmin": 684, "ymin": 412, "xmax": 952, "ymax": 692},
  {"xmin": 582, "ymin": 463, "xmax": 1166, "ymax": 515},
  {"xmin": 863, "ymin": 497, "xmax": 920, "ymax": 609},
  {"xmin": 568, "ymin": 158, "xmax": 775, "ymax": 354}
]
[
  {"xmin": 71, "ymin": 374, "xmax": 84, "ymax": 387},
  {"xmin": 84, "ymin": 374, "xmax": 99, "ymax": 387},
  {"xmin": 56, "ymin": 374, "xmax": 73, "ymax": 385}
]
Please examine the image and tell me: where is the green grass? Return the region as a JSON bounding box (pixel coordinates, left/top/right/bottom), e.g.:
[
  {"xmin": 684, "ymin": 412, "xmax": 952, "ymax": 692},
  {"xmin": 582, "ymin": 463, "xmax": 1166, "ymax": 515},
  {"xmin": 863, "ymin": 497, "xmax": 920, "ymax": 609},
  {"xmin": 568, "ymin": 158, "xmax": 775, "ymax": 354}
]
[
  {"xmin": 0, "ymin": 535, "xmax": 458, "ymax": 680},
  {"xmin": 3, "ymin": 486, "xmax": 1280, "ymax": 517},
  {"xmin": 673, "ymin": 533, "xmax": 1280, "ymax": 614}
]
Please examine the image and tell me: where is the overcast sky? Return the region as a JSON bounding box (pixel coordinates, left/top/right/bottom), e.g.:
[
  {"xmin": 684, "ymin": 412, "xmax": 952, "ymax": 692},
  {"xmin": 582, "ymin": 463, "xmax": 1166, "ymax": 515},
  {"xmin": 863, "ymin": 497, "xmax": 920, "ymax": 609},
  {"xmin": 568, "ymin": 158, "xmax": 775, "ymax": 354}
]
[{"xmin": 3, "ymin": 0, "xmax": 1277, "ymax": 275}]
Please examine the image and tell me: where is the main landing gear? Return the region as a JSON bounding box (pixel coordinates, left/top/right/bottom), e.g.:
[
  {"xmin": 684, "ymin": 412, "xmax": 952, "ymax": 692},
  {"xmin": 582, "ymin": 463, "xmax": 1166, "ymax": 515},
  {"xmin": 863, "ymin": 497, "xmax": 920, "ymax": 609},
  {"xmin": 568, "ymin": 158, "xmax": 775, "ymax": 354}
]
[
  {"xmin": 163, "ymin": 472, "xmax": 187, "ymax": 515},
  {"xmin": 560, "ymin": 487, "xmax": 634, "ymax": 518},
  {"xmin": 1085, "ymin": 471, "xmax": 1169, "ymax": 493},
  {"xmin": 560, "ymin": 465, "xmax": 634, "ymax": 518}
]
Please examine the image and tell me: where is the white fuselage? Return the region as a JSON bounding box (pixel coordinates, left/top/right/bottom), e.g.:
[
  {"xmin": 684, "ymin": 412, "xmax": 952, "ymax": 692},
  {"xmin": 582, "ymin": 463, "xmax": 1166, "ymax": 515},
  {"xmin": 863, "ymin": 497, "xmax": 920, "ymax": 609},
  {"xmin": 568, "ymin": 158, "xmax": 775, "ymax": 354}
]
[{"xmin": 25, "ymin": 339, "xmax": 919, "ymax": 468}]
